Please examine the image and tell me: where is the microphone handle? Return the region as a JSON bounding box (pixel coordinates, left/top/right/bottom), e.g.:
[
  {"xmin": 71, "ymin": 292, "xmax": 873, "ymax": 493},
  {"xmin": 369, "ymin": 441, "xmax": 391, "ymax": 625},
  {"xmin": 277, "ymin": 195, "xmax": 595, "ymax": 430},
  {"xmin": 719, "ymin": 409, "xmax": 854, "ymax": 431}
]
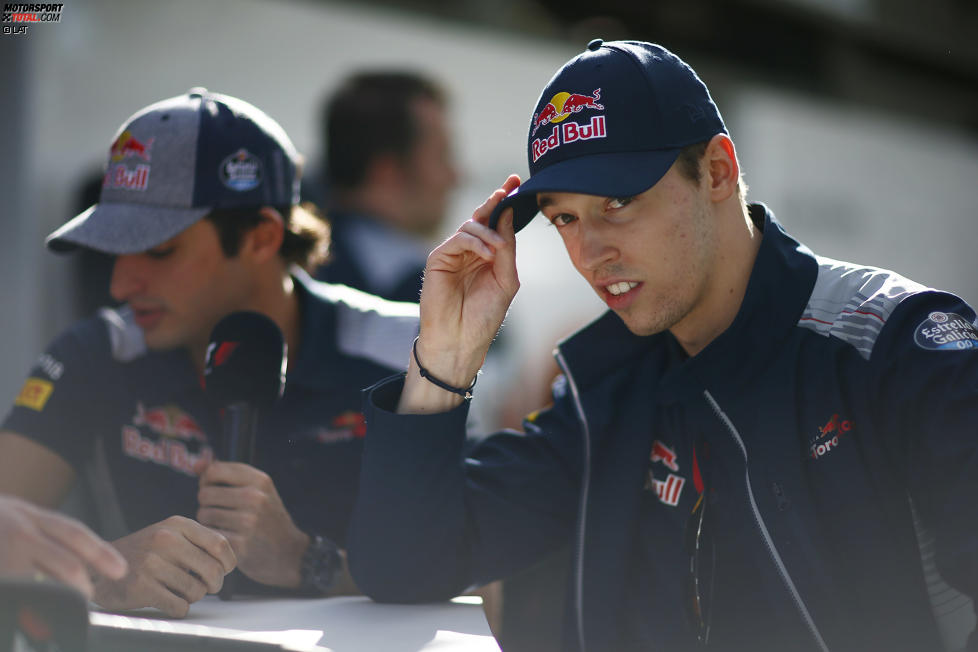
[
  {"xmin": 223, "ymin": 402, "xmax": 258, "ymax": 463},
  {"xmin": 218, "ymin": 402, "xmax": 259, "ymax": 600}
]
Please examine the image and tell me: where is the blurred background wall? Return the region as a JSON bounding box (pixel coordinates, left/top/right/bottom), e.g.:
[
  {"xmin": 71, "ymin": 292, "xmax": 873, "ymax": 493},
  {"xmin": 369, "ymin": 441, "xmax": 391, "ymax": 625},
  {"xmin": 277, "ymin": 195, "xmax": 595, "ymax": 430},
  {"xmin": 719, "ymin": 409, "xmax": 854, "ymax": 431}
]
[{"xmin": 1, "ymin": 0, "xmax": 976, "ymax": 431}]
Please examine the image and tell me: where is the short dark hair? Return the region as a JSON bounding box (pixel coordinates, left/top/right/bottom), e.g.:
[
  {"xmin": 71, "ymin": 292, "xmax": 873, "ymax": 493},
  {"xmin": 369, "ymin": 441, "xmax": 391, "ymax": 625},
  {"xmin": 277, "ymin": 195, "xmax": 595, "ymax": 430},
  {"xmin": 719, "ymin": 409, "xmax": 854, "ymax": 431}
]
[
  {"xmin": 675, "ymin": 141, "xmax": 710, "ymax": 185},
  {"xmin": 205, "ymin": 203, "xmax": 330, "ymax": 272},
  {"xmin": 674, "ymin": 140, "xmax": 748, "ymax": 202},
  {"xmin": 323, "ymin": 71, "xmax": 446, "ymax": 191}
]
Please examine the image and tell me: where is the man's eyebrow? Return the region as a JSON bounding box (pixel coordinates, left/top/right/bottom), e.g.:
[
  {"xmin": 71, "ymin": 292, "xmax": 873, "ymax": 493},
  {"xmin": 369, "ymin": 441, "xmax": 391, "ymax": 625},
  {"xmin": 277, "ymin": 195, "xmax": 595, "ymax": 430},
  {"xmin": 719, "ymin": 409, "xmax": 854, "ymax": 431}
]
[{"xmin": 536, "ymin": 194, "xmax": 555, "ymax": 210}]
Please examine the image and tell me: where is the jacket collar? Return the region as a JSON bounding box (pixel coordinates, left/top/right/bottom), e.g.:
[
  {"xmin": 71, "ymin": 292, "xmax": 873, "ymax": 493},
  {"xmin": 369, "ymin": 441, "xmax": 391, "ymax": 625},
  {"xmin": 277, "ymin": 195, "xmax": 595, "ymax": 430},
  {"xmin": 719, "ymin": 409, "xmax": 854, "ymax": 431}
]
[
  {"xmin": 285, "ymin": 267, "xmax": 346, "ymax": 390},
  {"xmin": 685, "ymin": 203, "xmax": 817, "ymax": 391}
]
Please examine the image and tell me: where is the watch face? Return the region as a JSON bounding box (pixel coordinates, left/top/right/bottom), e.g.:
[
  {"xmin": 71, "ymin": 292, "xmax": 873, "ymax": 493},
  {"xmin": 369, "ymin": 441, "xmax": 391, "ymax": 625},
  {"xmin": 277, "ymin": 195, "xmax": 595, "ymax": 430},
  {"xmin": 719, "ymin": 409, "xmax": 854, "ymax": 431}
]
[{"xmin": 301, "ymin": 536, "xmax": 342, "ymax": 593}]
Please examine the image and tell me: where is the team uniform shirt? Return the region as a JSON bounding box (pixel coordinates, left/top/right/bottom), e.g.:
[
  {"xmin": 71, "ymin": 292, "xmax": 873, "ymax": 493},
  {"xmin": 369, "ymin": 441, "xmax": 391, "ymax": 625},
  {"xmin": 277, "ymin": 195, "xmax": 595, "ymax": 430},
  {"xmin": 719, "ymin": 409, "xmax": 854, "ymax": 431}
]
[
  {"xmin": 4, "ymin": 269, "xmax": 418, "ymax": 551},
  {"xmin": 315, "ymin": 211, "xmax": 427, "ymax": 304},
  {"xmin": 350, "ymin": 204, "xmax": 978, "ymax": 652},
  {"xmin": 627, "ymin": 359, "xmax": 803, "ymax": 650}
]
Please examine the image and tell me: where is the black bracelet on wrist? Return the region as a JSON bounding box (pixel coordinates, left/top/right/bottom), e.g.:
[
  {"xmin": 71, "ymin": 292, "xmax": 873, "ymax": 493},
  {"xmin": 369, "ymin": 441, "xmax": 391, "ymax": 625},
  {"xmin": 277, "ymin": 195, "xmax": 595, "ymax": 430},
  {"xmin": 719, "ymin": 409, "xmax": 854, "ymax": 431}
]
[{"xmin": 412, "ymin": 336, "xmax": 477, "ymax": 400}]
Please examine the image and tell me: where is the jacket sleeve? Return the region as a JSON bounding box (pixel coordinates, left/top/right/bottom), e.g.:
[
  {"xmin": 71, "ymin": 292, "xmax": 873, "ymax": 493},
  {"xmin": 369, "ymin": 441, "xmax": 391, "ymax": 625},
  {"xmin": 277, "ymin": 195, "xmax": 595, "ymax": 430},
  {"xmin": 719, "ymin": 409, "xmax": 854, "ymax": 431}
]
[
  {"xmin": 870, "ymin": 291, "xmax": 978, "ymax": 599},
  {"xmin": 348, "ymin": 373, "xmax": 582, "ymax": 603}
]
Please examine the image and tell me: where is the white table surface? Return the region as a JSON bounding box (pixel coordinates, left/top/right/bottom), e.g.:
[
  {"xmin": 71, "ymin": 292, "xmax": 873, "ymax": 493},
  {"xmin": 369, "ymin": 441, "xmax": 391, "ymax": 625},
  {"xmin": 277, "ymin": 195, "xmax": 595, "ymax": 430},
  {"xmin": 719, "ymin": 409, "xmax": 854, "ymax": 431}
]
[{"xmin": 90, "ymin": 594, "xmax": 501, "ymax": 651}]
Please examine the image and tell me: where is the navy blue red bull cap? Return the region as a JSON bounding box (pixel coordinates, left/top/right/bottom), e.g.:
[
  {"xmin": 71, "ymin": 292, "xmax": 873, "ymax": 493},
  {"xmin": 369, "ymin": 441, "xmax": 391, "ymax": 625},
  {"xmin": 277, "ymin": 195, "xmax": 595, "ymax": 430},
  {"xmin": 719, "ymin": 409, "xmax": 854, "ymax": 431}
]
[
  {"xmin": 490, "ymin": 39, "xmax": 727, "ymax": 233},
  {"xmin": 47, "ymin": 88, "xmax": 300, "ymax": 254}
]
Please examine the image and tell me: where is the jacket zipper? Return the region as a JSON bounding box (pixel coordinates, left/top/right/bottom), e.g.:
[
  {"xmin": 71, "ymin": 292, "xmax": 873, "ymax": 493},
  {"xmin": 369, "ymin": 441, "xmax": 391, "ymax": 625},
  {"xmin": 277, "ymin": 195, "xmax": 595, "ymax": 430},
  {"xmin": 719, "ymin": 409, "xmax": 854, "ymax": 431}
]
[
  {"xmin": 703, "ymin": 390, "xmax": 830, "ymax": 652},
  {"xmin": 555, "ymin": 350, "xmax": 591, "ymax": 652}
]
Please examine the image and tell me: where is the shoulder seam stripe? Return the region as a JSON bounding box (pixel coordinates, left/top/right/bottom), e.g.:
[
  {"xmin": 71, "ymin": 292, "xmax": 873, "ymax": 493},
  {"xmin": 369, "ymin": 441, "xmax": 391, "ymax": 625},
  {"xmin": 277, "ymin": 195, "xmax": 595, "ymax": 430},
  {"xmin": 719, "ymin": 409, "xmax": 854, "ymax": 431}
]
[{"xmin": 797, "ymin": 256, "xmax": 928, "ymax": 360}]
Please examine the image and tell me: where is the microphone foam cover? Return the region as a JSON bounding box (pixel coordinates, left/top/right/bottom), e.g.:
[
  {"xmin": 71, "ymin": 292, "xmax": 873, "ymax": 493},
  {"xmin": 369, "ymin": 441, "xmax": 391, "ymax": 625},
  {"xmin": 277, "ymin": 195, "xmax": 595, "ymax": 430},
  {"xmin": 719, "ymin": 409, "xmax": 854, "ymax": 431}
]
[{"xmin": 203, "ymin": 311, "xmax": 286, "ymax": 409}]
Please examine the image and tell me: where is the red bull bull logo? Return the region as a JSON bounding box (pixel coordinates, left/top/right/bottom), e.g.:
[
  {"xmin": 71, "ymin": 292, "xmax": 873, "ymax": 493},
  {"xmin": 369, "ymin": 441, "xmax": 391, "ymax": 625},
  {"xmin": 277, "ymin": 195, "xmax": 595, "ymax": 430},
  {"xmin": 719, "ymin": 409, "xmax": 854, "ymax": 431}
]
[
  {"xmin": 122, "ymin": 403, "xmax": 212, "ymax": 475},
  {"xmin": 110, "ymin": 130, "xmax": 154, "ymax": 162},
  {"xmin": 531, "ymin": 88, "xmax": 604, "ymax": 137},
  {"xmin": 530, "ymin": 88, "xmax": 607, "ymax": 164},
  {"xmin": 131, "ymin": 402, "xmax": 207, "ymax": 443}
]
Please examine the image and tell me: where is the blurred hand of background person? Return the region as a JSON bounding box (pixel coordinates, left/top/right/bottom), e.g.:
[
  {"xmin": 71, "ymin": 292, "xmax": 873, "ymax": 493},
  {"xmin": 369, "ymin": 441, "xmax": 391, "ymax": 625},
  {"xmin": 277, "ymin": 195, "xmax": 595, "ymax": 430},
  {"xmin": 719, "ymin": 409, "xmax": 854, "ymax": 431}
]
[{"xmin": 0, "ymin": 494, "xmax": 127, "ymax": 600}]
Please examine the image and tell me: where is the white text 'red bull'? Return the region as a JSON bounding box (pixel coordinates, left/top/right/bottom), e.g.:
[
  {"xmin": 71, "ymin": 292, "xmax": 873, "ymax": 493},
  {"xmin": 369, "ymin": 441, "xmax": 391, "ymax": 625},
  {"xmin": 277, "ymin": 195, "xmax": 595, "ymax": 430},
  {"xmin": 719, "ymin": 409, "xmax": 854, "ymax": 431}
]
[
  {"xmin": 122, "ymin": 426, "xmax": 214, "ymax": 475},
  {"xmin": 532, "ymin": 116, "xmax": 607, "ymax": 163}
]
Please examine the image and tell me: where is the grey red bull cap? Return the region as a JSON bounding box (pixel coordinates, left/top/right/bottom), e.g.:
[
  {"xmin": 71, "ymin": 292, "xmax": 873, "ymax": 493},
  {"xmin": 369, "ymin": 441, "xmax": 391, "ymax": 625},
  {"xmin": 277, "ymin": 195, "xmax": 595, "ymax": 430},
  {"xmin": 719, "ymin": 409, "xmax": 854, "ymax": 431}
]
[
  {"xmin": 490, "ymin": 39, "xmax": 727, "ymax": 233},
  {"xmin": 47, "ymin": 88, "xmax": 300, "ymax": 254}
]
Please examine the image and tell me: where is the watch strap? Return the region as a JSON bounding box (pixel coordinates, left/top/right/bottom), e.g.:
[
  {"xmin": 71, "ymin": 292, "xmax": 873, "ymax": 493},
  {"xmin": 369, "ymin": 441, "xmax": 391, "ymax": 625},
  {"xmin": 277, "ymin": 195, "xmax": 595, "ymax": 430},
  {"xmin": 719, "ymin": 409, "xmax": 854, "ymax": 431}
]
[{"xmin": 299, "ymin": 535, "xmax": 342, "ymax": 595}]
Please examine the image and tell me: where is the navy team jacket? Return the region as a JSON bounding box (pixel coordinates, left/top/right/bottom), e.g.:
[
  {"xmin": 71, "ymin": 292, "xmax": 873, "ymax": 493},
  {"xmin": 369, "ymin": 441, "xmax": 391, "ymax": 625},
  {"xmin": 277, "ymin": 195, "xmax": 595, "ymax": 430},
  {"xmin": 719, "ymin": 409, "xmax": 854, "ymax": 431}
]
[{"xmin": 350, "ymin": 204, "xmax": 978, "ymax": 652}]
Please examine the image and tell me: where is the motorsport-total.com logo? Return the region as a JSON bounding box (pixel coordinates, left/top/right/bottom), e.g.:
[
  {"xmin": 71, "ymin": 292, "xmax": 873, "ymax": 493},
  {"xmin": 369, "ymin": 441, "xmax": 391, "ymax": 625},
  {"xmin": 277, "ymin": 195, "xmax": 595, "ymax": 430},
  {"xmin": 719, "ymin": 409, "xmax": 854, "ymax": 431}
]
[{"xmin": 2, "ymin": 3, "xmax": 63, "ymax": 36}]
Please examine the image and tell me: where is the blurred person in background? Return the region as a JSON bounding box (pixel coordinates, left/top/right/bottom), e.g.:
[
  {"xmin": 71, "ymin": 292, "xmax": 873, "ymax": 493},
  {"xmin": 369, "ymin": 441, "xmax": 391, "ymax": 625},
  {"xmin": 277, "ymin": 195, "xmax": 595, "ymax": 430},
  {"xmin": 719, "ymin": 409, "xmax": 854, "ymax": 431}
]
[
  {"xmin": 349, "ymin": 39, "xmax": 978, "ymax": 652},
  {"xmin": 309, "ymin": 71, "xmax": 514, "ymax": 635},
  {"xmin": 0, "ymin": 88, "xmax": 418, "ymax": 618},
  {"xmin": 308, "ymin": 71, "xmax": 459, "ymax": 303}
]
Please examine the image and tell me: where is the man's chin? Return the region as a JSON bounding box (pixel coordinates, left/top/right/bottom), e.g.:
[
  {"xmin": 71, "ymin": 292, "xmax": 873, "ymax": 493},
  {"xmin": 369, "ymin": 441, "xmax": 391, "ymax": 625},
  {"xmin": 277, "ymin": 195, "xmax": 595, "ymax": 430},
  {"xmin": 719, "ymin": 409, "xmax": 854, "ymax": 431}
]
[
  {"xmin": 615, "ymin": 311, "xmax": 669, "ymax": 338},
  {"xmin": 141, "ymin": 331, "xmax": 183, "ymax": 353}
]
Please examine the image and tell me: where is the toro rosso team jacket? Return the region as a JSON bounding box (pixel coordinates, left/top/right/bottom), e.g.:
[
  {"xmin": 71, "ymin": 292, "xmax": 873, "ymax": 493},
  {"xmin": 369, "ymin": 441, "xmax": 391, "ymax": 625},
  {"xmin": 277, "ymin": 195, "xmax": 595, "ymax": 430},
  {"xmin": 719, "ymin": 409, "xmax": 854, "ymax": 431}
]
[{"xmin": 349, "ymin": 204, "xmax": 978, "ymax": 652}]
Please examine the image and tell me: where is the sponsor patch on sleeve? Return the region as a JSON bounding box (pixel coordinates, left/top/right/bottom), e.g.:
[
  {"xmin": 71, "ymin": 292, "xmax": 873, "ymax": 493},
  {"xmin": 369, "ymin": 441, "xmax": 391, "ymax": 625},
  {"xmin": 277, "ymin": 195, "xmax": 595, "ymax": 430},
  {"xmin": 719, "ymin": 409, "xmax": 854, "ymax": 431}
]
[
  {"xmin": 914, "ymin": 312, "xmax": 978, "ymax": 351},
  {"xmin": 14, "ymin": 378, "xmax": 54, "ymax": 411}
]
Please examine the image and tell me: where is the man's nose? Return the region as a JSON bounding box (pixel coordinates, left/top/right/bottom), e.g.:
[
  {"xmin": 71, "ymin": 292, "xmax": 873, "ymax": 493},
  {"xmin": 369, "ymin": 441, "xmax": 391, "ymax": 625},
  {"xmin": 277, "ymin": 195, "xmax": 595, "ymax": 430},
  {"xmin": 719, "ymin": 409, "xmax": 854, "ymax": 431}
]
[
  {"xmin": 109, "ymin": 254, "xmax": 146, "ymax": 302},
  {"xmin": 576, "ymin": 222, "xmax": 619, "ymax": 272}
]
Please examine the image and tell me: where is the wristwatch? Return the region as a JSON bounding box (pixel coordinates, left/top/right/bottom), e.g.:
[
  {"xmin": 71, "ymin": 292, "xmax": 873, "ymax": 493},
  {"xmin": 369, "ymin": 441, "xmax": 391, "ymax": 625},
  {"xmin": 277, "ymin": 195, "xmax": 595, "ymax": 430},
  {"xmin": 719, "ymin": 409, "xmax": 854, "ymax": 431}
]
[{"xmin": 299, "ymin": 535, "xmax": 342, "ymax": 595}]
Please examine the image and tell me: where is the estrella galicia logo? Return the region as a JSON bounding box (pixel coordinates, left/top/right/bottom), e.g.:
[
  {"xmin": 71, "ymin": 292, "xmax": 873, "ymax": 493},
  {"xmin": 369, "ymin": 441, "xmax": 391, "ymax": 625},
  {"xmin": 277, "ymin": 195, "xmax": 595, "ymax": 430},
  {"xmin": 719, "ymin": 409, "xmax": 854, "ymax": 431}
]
[
  {"xmin": 219, "ymin": 148, "xmax": 262, "ymax": 191},
  {"xmin": 914, "ymin": 311, "xmax": 978, "ymax": 351}
]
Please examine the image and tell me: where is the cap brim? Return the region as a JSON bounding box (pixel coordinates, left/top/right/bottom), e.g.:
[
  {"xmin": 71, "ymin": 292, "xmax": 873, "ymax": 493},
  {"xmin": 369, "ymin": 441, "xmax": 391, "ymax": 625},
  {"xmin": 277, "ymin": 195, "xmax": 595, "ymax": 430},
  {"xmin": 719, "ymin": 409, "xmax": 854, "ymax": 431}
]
[
  {"xmin": 46, "ymin": 202, "xmax": 211, "ymax": 254},
  {"xmin": 489, "ymin": 149, "xmax": 683, "ymax": 233}
]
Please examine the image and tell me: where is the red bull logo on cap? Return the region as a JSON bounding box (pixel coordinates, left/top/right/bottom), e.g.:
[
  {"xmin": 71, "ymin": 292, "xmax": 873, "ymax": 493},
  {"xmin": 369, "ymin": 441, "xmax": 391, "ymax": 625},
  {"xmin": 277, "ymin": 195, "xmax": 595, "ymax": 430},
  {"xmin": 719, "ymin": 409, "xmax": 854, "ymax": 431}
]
[
  {"xmin": 531, "ymin": 89, "xmax": 603, "ymax": 136},
  {"xmin": 103, "ymin": 164, "xmax": 150, "ymax": 191},
  {"xmin": 110, "ymin": 130, "xmax": 154, "ymax": 162},
  {"xmin": 104, "ymin": 130, "xmax": 153, "ymax": 192},
  {"xmin": 530, "ymin": 89, "xmax": 607, "ymax": 163}
]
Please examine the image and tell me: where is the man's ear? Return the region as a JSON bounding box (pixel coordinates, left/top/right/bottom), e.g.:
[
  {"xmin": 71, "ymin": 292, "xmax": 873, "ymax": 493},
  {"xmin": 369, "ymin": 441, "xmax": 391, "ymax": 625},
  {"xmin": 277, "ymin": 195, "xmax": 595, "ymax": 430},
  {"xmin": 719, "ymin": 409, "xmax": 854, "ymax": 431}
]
[
  {"xmin": 705, "ymin": 133, "xmax": 740, "ymax": 202},
  {"xmin": 242, "ymin": 207, "xmax": 285, "ymax": 262}
]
